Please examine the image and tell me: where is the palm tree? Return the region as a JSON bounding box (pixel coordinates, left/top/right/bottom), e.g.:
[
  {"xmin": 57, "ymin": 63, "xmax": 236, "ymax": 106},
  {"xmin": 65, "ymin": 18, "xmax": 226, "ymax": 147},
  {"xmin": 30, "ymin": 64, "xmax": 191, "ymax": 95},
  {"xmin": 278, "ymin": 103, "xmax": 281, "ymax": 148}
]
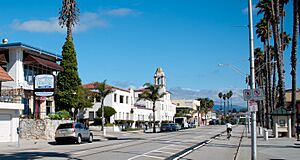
[
  {"xmin": 59, "ymin": 0, "xmax": 80, "ymax": 39},
  {"xmin": 138, "ymin": 83, "xmax": 166, "ymax": 133},
  {"xmin": 271, "ymin": 0, "xmax": 287, "ymax": 108},
  {"xmin": 254, "ymin": 47, "xmax": 267, "ymax": 127},
  {"xmin": 223, "ymin": 94, "xmax": 227, "ymax": 115},
  {"xmin": 227, "ymin": 90, "xmax": 233, "ymax": 112},
  {"xmin": 290, "ymin": 0, "xmax": 299, "ymax": 139},
  {"xmin": 196, "ymin": 98, "xmax": 202, "ymax": 127},
  {"xmin": 218, "ymin": 92, "xmax": 223, "ymax": 112},
  {"xmin": 95, "ymin": 80, "xmax": 114, "ymax": 131}
]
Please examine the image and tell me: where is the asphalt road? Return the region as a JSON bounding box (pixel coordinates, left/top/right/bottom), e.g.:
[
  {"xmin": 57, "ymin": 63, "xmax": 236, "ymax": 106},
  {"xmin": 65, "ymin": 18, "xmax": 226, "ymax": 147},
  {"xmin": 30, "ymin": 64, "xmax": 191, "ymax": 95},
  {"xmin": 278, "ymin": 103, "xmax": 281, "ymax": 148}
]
[{"xmin": 0, "ymin": 125, "xmax": 228, "ymax": 160}]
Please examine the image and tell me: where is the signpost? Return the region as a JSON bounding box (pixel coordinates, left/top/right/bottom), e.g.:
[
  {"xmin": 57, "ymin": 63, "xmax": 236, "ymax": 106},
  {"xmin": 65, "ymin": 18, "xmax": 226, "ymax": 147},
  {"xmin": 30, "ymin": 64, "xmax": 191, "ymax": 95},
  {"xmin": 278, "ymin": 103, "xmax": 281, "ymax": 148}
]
[{"xmin": 33, "ymin": 74, "xmax": 55, "ymax": 119}]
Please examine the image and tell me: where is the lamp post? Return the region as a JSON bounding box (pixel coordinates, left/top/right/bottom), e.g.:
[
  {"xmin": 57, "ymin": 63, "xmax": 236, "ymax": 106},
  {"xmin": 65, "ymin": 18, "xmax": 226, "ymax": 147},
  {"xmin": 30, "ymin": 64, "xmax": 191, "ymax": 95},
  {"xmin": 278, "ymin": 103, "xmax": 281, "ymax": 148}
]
[{"xmin": 247, "ymin": 0, "xmax": 257, "ymax": 159}]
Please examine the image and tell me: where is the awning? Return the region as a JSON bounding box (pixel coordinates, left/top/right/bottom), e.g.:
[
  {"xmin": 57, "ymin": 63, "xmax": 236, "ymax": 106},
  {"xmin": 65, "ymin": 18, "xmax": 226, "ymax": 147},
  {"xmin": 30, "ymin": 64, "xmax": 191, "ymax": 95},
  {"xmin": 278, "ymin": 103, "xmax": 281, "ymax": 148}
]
[
  {"xmin": 23, "ymin": 55, "xmax": 63, "ymax": 71},
  {"xmin": 0, "ymin": 54, "xmax": 7, "ymax": 64},
  {"xmin": 0, "ymin": 66, "xmax": 13, "ymax": 81}
]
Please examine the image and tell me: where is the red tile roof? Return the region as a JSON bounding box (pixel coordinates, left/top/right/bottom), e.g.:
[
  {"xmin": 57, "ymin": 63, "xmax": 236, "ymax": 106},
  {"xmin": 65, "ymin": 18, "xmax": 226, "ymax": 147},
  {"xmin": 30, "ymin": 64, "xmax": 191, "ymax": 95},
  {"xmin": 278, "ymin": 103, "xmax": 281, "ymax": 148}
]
[
  {"xmin": 82, "ymin": 82, "xmax": 130, "ymax": 93},
  {"xmin": 0, "ymin": 66, "xmax": 13, "ymax": 81}
]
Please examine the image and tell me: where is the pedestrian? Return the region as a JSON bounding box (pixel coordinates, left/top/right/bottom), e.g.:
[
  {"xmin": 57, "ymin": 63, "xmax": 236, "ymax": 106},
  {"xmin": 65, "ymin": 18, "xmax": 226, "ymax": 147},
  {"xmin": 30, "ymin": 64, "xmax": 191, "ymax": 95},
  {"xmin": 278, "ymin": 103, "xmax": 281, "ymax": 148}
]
[{"xmin": 226, "ymin": 122, "xmax": 232, "ymax": 140}]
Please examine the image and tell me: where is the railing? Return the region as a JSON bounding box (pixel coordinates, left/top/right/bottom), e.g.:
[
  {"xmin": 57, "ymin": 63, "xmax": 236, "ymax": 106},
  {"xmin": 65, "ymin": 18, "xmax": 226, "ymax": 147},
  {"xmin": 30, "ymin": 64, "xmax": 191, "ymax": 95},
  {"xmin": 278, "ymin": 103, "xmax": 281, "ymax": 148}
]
[{"xmin": 0, "ymin": 87, "xmax": 24, "ymax": 103}]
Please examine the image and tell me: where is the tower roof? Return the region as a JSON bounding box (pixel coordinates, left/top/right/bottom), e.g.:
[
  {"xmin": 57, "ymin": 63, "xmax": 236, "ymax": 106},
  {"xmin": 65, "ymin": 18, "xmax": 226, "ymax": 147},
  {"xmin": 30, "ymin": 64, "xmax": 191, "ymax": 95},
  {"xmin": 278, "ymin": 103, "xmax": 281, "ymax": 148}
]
[{"xmin": 155, "ymin": 67, "xmax": 165, "ymax": 77}]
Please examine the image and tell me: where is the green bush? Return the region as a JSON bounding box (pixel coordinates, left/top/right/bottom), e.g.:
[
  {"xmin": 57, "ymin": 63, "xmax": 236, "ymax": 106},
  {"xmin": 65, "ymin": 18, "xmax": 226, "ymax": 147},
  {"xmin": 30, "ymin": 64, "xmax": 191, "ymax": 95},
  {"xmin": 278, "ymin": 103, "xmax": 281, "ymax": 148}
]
[
  {"xmin": 49, "ymin": 114, "xmax": 61, "ymax": 120},
  {"xmin": 96, "ymin": 106, "xmax": 116, "ymax": 124},
  {"xmin": 94, "ymin": 118, "xmax": 102, "ymax": 125},
  {"xmin": 57, "ymin": 110, "xmax": 71, "ymax": 119}
]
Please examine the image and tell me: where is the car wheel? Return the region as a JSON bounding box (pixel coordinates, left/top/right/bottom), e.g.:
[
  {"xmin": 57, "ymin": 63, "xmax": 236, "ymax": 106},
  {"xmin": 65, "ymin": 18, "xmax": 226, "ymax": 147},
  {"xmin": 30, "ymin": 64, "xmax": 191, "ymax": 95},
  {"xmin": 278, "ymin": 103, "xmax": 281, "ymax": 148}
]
[
  {"xmin": 88, "ymin": 134, "xmax": 93, "ymax": 143},
  {"xmin": 77, "ymin": 135, "xmax": 82, "ymax": 144}
]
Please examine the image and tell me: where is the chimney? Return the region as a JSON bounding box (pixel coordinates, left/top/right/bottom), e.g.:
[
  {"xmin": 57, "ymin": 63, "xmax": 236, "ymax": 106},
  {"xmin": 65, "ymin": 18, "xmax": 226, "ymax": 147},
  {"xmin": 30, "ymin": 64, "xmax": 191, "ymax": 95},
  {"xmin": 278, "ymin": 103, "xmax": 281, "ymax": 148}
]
[{"xmin": 2, "ymin": 39, "xmax": 8, "ymax": 44}]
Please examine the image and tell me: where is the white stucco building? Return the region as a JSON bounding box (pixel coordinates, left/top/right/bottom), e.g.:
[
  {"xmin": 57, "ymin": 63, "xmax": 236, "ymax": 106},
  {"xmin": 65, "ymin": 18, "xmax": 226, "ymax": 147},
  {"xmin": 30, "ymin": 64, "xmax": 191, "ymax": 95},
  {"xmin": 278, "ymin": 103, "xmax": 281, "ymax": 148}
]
[
  {"xmin": 84, "ymin": 67, "xmax": 176, "ymax": 127},
  {"xmin": 0, "ymin": 41, "xmax": 62, "ymax": 119}
]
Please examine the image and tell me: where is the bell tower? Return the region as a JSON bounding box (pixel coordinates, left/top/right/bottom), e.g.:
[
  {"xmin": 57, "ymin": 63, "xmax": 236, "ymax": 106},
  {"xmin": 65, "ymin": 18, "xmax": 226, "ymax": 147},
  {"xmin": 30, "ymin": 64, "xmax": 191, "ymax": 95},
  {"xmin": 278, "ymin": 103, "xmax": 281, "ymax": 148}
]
[{"xmin": 154, "ymin": 67, "xmax": 166, "ymax": 92}]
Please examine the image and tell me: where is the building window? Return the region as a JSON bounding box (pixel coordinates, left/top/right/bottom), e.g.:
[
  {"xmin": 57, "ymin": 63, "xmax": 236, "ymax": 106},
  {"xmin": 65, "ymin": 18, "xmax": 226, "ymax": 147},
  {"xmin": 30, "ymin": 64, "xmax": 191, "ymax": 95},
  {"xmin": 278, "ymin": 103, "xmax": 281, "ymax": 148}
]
[
  {"xmin": 120, "ymin": 95, "xmax": 124, "ymax": 103},
  {"xmin": 46, "ymin": 101, "xmax": 52, "ymax": 115},
  {"xmin": 89, "ymin": 111, "xmax": 95, "ymax": 121},
  {"xmin": 114, "ymin": 94, "xmax": 117, "ymax": 102},
  {"xmin": 126, "ymin": 96, "xmax": 129, "ymax": 104}
]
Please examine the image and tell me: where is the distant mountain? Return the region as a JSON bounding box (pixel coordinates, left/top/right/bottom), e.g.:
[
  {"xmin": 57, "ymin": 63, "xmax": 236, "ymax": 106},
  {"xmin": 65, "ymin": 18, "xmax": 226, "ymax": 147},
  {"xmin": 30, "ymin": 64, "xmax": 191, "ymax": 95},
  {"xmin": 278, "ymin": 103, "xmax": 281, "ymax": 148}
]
[
  {"xmin": 169, "ymin": 87, "xmax": 247, "ymax": 106},
  {"xmin": 213, "ymin": 104, "xmax": 246, "ymax": 112}
]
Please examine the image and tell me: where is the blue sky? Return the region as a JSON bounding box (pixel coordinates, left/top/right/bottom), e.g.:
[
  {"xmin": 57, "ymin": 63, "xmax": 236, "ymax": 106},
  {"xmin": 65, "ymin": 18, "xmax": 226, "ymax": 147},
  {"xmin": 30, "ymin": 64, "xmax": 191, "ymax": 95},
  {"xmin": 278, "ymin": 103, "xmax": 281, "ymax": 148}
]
[{"xmin": 0, "ymin": 0, "xmax": 298, "ymax": 105}]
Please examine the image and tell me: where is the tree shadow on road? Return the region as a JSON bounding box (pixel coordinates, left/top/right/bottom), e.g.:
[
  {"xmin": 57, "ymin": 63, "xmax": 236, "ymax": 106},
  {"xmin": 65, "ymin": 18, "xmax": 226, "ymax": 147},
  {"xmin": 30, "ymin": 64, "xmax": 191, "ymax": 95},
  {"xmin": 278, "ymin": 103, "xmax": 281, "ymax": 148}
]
[{"xmin": 0, "ymin": 151, "xmax": 81, "ymax": 160}]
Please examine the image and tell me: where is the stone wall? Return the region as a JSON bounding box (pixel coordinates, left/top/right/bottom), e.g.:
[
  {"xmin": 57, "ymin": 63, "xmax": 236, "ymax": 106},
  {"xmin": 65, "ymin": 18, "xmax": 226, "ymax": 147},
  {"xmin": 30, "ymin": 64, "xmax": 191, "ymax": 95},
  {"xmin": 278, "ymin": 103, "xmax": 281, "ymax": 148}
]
[{"xmin": 20, "ymin": 119, "xmax": 73, "ymax": 141}]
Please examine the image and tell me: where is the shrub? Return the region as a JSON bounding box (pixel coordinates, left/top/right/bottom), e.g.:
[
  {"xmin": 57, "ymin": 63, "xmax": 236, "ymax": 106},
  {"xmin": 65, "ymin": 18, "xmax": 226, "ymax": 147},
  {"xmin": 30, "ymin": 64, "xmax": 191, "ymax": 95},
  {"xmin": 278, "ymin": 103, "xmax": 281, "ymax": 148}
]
[
  {"xmin": 96, "ymin": 106, "xmax": 116, "ymax": 124},
  {"xmin": 57, "ymin": 110, "xmax": 71, "ymax": 119},
  {"xmin": 94, "ymin": 118, "xmax": 102, "ymax": 125},
  {"xmin": 49, "ymin": 114, "xmax": 61, "ymax": 120}
]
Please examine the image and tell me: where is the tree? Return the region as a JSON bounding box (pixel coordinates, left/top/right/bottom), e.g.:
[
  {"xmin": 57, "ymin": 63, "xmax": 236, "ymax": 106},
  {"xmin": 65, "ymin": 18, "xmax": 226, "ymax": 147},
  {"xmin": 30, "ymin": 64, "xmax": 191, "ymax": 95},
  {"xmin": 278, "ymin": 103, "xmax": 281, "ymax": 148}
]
[
  {"xmin": 95, "ymin": 80, "xmax": 114, "ymax": 131},
  {"xmin": 96, "ymin": 106, "xmax": 116, "ymax": 124},
  {"xmin": 56, "ymin": 0, "xmax": 81, "ymax": 112},
  {"xmin": 218, "ymin": 92, "xmax": 223, "ymax": 112},
  {"xmin": 138, "ymin": 83, "xmax": 166, "ymax": 133},
  {"xmin": 55, "ymin": 38, "xmax": 81, "ymax": 112},
  {"xmin": 59, "ymin": 0, "xmax": 79, "ymax": 39},
  {"xmin": 227, "ymin": 91, "xmax": 233, "ymax": 112},
  {"xmin": 223, "ymin": 94, "xmax": 227, "ymax": 115},
  {"xmin": 290, "ymin": 0, "xmax": 299, "ymax": 139},
  {"xmin": 271, "ymin": 0, "xmax": 287, "ymax": 108},
  {"xmin": 196, "ymin": 98, "xmax": 202, "ymax": 126},
  {"xmin": 77, "ymin": 85, "xmax": 93, "ymax": 110},
  {"xmin": 197, "ymin": 97, "xmax": 214, "ymax": 125}
]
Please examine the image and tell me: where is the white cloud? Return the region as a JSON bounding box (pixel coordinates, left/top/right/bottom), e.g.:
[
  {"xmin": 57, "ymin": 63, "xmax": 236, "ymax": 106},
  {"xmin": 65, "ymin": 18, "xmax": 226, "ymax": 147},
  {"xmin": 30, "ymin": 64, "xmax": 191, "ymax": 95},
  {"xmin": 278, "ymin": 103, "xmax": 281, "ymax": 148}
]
[
  {"xmin": 242, "ymin": 5, "xmax": 258, "ymax": 14},
  {"xmin": 11, "ymin": 18, "xmax": 64, "ymax": 33},
  {"xmin": 11, "ymin": 12, "xmax": 107, "ymax": 33},
  {"xmin": 104, "ymin": 8, "xmax": 141, "ymax": 17}
]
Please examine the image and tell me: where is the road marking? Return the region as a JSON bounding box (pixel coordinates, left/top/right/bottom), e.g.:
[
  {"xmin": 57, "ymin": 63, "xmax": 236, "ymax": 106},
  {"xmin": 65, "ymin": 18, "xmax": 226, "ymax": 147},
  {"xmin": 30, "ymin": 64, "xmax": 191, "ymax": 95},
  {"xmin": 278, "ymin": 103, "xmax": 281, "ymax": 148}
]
[
  {"xmin": 73, "ymin": 150, "xmax": 87, "ymax": 155},
  {"xmin": 151, "ymin": 150, "xmax": 174, "ymax": 154},
  {"xmin": 163, "ymin": 148, "xmax": 182, "ymax": 151},
  {"xmin": 128, "ymin": 144, "xmax": 174, "ymax": 160},
  {"xmin": 139, "ymin": 155, "xmax": 165, "ymax": 159}
]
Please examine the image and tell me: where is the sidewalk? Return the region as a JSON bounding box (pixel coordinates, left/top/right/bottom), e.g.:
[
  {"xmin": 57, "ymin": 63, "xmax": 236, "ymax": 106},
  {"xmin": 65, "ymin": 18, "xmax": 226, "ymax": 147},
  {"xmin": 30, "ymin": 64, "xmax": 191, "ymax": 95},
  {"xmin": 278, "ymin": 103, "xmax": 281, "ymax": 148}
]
[
  {"xmin": 237, "ymin": 131, "xmax": 300, "ymax": 160},
  {"xmin": 182, "ymin": 125, "xmax": 244, "ymax": 160}
]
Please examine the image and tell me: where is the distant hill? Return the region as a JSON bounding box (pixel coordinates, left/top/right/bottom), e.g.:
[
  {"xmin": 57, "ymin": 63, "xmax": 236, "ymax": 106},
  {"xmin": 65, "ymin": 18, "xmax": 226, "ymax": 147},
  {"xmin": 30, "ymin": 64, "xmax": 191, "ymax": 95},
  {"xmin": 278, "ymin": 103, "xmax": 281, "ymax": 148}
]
[{"xmin": 212, "ymin": 104, "xmax": 246, "ymax": 112}]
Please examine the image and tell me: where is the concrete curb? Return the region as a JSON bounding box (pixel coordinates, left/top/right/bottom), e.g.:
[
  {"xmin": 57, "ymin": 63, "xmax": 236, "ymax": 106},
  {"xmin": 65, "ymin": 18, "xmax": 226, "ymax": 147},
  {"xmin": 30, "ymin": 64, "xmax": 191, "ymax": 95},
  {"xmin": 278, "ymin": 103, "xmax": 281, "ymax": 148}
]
[{"xmin": 234, "ymin": 129, "xmax": 245, "ymax": 160}]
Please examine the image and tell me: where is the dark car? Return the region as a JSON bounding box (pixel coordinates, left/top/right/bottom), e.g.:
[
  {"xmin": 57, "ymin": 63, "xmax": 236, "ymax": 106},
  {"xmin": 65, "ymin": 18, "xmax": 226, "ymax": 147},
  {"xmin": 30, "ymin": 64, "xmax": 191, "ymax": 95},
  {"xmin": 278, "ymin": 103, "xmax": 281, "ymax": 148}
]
[
  {"xmin": 160, "ymin": 123, "xmax": 173, "ymax": 132},
  {"xmin": 55, "ymin": 122, "xmax": 93, "ymax": 144}
]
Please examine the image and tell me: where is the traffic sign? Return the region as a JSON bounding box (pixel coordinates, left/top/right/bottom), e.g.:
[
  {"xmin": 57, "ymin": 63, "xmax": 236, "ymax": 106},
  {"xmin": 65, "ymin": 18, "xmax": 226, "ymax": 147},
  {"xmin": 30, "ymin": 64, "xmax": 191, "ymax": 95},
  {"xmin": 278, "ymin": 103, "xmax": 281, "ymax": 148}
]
[
  {"xmin": 243, "ymin": 89, "xmax": 264, "ymax": 101},
  {"xmin": 243, "ymin": 89, "xmax": 252, "ymax": 101},
  {"xmin": 248, "ymin": 100, "xmax": 258, "ymax": 112},
  {"xmin": 253, "ymin": 89, "xmax": 264, "ymax": 100}
]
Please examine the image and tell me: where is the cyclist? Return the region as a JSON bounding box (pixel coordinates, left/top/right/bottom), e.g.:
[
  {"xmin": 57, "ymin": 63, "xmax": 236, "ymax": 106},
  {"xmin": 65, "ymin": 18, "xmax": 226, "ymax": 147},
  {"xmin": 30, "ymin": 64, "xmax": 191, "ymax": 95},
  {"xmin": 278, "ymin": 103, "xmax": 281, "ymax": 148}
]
[{"xmin": 226, "ymin": 122, "xmax": 232, "ymax": 140}]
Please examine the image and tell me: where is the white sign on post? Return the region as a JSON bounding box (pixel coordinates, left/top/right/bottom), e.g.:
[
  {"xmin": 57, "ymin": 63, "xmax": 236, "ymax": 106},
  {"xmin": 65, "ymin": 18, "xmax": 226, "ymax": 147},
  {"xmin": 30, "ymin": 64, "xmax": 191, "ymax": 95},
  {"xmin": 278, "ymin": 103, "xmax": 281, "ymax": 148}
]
[{"xmin": 248, "ymin": 100, "xmax": 258, "ymax": 112}]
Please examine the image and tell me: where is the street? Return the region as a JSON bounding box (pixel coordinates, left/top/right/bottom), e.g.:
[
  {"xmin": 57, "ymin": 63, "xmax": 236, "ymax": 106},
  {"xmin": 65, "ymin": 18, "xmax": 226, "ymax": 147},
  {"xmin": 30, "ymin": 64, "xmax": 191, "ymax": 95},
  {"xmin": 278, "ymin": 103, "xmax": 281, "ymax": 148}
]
[{"xmin": 0, "ymin": 125, "xmax": 242, "ymax": 160}]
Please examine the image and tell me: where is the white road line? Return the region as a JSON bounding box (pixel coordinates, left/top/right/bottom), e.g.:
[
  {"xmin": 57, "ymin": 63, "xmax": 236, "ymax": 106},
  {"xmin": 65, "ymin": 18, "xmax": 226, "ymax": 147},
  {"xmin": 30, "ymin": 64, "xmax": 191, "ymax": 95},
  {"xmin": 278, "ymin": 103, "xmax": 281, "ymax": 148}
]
[
  {"xmin": 163, "ymin": 148, "xmax": 182, "ymax": 151},
  {"xmin": 128, "ymin": 144, "xmax": 173, "ymax": 160},
  {"xmin": 151, "ymin": 150, "xmax": 174, "ymax": 154},
  {"xmin": 73, "ymin": 150, "xmax": 87, "ymax": 155},
  {"xmin": 140, "ymin": 155, "xmax": 165, "ymax": 159}
]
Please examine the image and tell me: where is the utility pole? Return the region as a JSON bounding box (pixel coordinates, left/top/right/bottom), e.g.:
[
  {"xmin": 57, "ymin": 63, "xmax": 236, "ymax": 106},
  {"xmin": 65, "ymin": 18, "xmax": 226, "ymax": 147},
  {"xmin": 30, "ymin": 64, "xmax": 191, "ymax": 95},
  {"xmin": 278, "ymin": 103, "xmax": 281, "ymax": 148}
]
[{"xmin": 248, "ymin": 0, "xmax": 257, "ymax": 160}]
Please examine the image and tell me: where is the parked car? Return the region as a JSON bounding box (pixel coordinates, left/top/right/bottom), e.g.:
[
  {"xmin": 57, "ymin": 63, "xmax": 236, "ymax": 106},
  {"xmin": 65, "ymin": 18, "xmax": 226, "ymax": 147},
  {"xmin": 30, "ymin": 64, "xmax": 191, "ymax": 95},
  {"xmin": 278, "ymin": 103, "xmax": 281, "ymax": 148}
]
[
  {"xmin": 170, "ymin": 123, "xmax": 180, "ymax": 131},
  {"xmin": 160, "ymin": 123, "xmax": 173, "ymax": 132},
  {"xmin": 55, "ymin": 122, "xmax": 93, "ymax": 144},
  {"xmin": 188, "ymin": 122, "xmax": 196, "ymax": 128}
]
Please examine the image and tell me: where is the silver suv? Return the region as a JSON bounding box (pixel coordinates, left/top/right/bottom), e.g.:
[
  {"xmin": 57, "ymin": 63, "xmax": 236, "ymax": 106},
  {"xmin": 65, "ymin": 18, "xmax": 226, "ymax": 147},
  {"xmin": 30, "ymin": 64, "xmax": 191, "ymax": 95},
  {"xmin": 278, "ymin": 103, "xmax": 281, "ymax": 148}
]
[{"xmin": 55, "ymin": 122, "xmax": 93, "ymax": 144}]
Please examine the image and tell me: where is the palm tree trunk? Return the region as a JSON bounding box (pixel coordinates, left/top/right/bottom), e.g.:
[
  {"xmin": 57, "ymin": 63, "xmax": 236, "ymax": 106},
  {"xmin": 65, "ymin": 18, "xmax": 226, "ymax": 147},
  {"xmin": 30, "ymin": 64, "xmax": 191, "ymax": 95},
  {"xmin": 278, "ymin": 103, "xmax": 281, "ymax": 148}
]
[
  {"xmin": 67, "ymin": 20, "xmax": 73, "ymax": 40},
  {"xmin": 272, "ymin": 61, "xmax": 277, "ymax": 111},
  {"xmin": 198, "ymin": 110, "xmax": 200, "ymax": 127},
  {"xmin": 271, "ymin": 0, "xmax": 287, "ymax": 108},
  {"xmin": 291, "ymin": 0, "xmax": 299, "ymax": 138},
  {"xmin": 152, "ymin": 102, "xmax": 156, "ymax": 133},
  {"xmin": 101, "ymin": 100, "xmax": 104, "ymax": 131}
]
